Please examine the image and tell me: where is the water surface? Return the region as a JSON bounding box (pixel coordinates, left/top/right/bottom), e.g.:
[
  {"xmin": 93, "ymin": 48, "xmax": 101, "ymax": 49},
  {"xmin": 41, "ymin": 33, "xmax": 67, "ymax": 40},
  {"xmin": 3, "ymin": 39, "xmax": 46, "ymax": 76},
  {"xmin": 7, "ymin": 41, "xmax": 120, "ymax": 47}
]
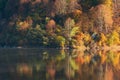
[{"xmin": 0, "ymin": 48, "xmax": 120, "ymax": 80}]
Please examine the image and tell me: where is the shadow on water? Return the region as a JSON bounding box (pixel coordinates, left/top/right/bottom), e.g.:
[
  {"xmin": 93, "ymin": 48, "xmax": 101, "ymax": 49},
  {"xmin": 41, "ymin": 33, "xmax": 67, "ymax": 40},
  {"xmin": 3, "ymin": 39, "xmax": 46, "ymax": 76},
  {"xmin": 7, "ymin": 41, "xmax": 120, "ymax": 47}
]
[{"xmin": 0, "ymin": 48, "xmax": 120, "ymax": 80}]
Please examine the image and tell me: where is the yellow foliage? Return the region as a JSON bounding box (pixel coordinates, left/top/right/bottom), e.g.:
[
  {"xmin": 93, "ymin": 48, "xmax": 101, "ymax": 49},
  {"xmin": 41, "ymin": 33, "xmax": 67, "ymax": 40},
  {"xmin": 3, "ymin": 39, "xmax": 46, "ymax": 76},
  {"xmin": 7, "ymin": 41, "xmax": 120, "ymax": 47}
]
[
  {"xmin": 108, "ymin": 30, "xmax": 120, "ymax": 45},
  {"xmin": 99, "ymin": 33, "xmax": 107, "ymax": 46},
  {"xmin": 84, "ymin": 33, "xmax": 91, "ymax": 42},
  {"xmin": 112, "ymin": 53, "xmax": 120, "ymax": 67},
  {"xmin": 114, "ymin": 26, "xmax": 120, "ymax": 33},
  {"xmin": 70, "ymin": 27, "xmax": 79, "ymax": 37},
  {"xmin": 104, "ymin": 0, "xmax": 113, "ymax": 7},
  {"xmin": 70, "ymin": 58, "xmax": 79, "ymax": 70},
  {"xmin": 101, "ymin": 33, "xmax": 107, "ymax": 42},
  {"xmin": 19, "ymin": 22, "xmax": 24, "ymax": 25},
  {"xmin": 112, "ymin": 30, "xmax": 120, "ymax": 44},
  {"xmin": 84, "ymin": 55, "xmax": 91, "ymax": 64},
  {"xmin": 56, "ymin": 36, "xmax": 65, "ymax": 48}
]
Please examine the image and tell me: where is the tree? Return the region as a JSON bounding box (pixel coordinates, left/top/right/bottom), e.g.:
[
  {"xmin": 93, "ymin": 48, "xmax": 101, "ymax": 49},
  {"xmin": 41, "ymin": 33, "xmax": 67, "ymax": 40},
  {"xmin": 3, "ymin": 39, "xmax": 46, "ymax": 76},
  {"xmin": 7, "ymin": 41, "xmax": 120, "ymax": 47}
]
[
  {"xmin": 46, "ymin": 0, "xmax": 80, "ymax": 17},
  {"xmin": 72, "ymin": 32, "xmax": 84, "ymax": 48},
  {"xmin": 107, "ymin": 30, "xmax": 120, "ymax": 46},
  {"xmin": 26, "ymin": 25, "xmax": 46, "ymax": 46},
  {"xmin": 54, "ymin": 0, "xmax": 67, "ymax": 15},
  {"xmin": 98, "ymin": 33, "xmax": 107, "ymax": 46},
  {"xmin": 79, "ymin": 0, "xmax": 102, "ymax": 11},
  {"xmin": 64, "ymin": 17, "xmax": 75, "ymax": 40},
  {"xmin": 16, "ymin": 17, "xmax": 33, "ymax": 31},
  {"xmin": 55, "ymin": 36, "xmax": 66, "ymax": 48},
  {"xmin": 45, "ymin": 19, "xmax": 56, "ymax": 35},
  {"xmin": 91, "ymin": 3, "xmax": 113, "ymax": 33},
  {"xmin": 67, "ymin": 0, "xmax": 80, "ymax": 13}
]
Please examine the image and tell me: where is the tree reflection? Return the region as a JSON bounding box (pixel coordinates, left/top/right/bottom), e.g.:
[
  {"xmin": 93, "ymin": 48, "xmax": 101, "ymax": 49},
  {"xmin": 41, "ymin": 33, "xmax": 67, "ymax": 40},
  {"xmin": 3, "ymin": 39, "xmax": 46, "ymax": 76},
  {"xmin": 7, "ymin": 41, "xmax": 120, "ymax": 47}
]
[{"xmin": 0, "ymin": 49, "xmax": 119, "ymax": 80}]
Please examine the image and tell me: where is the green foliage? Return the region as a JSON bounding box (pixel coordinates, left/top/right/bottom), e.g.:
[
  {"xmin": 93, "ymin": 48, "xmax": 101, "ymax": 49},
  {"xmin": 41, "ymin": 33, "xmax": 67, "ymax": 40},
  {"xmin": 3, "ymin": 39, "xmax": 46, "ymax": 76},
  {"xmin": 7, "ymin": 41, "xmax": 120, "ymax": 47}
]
[{"xmin": 26, "ymin": 25, "xmax": 47, "ymax": 46}]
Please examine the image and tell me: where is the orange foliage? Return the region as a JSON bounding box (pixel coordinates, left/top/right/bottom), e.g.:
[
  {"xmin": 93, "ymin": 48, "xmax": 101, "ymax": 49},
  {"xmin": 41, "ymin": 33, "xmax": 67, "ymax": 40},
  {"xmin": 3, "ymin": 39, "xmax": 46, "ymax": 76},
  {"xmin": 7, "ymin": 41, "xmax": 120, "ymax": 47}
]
[
  {"xmin": 46, "ymin": 19, "xmax": 56, "ymax": 34},
  {"xmin": 100, "ymin": 54, "xmax": 107, "ymax": 64},
  {"xmin": 46, "ymin": 66, "xmax": 56, "ymax": 79},
  {"xmin": 91, "ymin": 4, "xmax": 113, "ymax": 33},
  {"xmin": 46, "ymin": 61, "xmax": 56, "ymax": 79},
  {"xmin": 112, "ymin": 53, "xmax": 120, "ymax": 67},
  {"xmin": 104, "ymin": 67, "xmax": 113, "ymax": 80},
  {"xmin": 73, "ymin": 32, "xmax": 84, "ymax": 46},
  {"xmin": 73, "ymin": 9, "xmax": 82, "ymax": 17},
  {"xmin": 17, "ymin": 63, "xmax": 32, "ymax": 76},
  {"xmin": 74, "ymin": 32, "xmax": 84, "ymax": 40},
  {"xmin": 98, "ymin": 33, "xmax": 107, "ymax": 46},
  {"xmin": 18, "ymin": 21, "xmax": 30, "ymax": 30},
  {"xmin": 75, "ymin": 56, "xmax": 84, "ymax": 65}
]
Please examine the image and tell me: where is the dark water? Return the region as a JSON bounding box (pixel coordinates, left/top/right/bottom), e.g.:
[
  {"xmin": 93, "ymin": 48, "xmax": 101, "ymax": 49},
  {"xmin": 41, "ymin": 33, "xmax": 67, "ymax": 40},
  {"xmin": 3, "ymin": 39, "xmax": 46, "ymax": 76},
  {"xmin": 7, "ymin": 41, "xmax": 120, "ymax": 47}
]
[{"xmin": 0, "ymin": 48, "xmax": 120, "ymax": 80}]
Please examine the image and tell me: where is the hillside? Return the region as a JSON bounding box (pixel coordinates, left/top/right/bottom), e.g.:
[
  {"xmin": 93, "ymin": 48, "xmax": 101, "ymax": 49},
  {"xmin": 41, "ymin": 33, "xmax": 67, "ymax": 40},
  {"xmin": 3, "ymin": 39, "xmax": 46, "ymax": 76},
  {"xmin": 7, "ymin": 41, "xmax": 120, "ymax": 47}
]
[{"xmin": 0, "ymin": 0, "xmax": 120, "ymax": 48}]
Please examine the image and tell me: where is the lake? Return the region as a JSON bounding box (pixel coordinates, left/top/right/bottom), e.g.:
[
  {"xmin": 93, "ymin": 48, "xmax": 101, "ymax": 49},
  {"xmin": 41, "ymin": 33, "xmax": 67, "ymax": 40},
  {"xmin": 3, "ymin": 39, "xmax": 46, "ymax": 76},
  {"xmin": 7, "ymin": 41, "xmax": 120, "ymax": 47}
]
[{"xmin": 0, "ymin": 48, "xmax": 120, "ymax": 80}]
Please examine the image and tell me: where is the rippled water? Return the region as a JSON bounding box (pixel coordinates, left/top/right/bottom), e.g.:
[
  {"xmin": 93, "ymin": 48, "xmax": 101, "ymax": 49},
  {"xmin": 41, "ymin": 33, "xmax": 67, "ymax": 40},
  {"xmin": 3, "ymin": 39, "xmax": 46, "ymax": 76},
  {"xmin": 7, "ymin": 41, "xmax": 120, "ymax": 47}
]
[{"xmin": 0, "ymin": 48, "xmax": 120, "ymax": 80}]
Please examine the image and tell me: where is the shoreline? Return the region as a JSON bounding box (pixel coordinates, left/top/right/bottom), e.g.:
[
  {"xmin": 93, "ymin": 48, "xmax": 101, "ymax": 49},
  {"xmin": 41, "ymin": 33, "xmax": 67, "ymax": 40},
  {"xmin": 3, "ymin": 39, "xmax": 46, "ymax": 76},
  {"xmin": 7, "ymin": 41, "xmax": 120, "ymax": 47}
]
[{"xmin": 0, "ymin": 45, "xmax": 120, "ymax": 51}]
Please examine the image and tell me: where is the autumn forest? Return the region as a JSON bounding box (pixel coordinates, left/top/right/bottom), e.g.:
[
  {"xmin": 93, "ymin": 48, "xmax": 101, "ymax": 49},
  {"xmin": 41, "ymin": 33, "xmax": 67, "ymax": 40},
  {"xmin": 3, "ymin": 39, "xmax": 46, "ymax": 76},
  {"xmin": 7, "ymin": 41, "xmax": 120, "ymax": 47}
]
[
  {"xmin": 0, "ymin": 0, "xmax": 120, "ymax": 80},
  {"xmin": 0, "ymin": 0, "xmax": 120, "ymax": 49}
]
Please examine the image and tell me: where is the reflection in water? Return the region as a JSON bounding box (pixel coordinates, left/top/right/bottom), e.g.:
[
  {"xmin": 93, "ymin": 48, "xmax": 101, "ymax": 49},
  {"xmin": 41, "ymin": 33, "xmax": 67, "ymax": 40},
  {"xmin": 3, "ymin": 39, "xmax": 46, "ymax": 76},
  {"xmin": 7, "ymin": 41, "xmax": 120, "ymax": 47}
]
[{"xmin": 0, "ymin": 48, "xmax": 120, "ymax": 80}]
